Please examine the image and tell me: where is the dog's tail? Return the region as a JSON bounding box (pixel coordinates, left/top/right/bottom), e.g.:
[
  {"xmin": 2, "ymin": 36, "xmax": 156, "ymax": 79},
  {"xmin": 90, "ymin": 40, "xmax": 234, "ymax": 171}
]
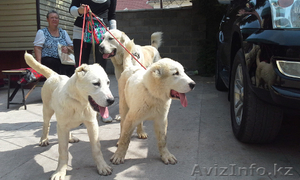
[
  {"xmin": 123, "ymin": 40, "xmax": 135, "ymax": 69},
  {"xmin": 24, "ymin": 51, "xmax": 56, "ymax": 79},
  {"xmin": 151, "ymin": 32, "xmax": 163, "ymax": 49}
]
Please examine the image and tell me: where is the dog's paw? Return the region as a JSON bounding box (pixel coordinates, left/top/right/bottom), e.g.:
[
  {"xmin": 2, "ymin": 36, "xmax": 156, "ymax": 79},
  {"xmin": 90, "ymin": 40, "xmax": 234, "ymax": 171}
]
[
  {"xmin": 97, "ymin": 163, "xmax": 113, "ymax": 176},
  {"xmin": 50, "ymin": 171, "xmax": 66, "ymax": 180},
  {"xmin": 39, "ymin": 138, "xmax": 49, "ymax": 146},
  {"xmin": 110, "ymin": 153, "xmax": 125, "ymax": 165},
  {"xmin": 137, "ymin": 132, "xmax": 148, "ymax": 139},
  {"xmin": 69, "ymin": 136, "xmax": 79, "ymax": 143},
  {"xmin": 161, "ymin": 153, "xmax": 177, "ymax": 165}
]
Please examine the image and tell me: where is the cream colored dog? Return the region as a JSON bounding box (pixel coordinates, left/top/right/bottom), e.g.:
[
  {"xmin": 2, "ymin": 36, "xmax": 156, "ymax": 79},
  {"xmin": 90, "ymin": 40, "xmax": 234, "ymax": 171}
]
[
  {"xmin": 110, "ymin": 41, "xmax": 196, "ymax": 165},
  {"xmin": 256, "ymin": 49, "xmax": 276, "ymax": 89},
  {"xmin": 99, "ymin": 29, "xmax": 162, "ymax": 80},
  {"xmin": 24, "ymin": 52, "xmax": 114, "ymax": 180}
]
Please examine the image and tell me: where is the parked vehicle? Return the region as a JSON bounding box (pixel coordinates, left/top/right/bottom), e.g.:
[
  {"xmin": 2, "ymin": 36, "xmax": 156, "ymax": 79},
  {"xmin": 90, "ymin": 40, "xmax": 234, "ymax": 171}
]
[
  {"xmin": 0, "ymin": 78, "xmax": 4, "ymax": 88},
  {"xmin": 216, "ymin": 0, "xmax": 300, "ymax": 143}
]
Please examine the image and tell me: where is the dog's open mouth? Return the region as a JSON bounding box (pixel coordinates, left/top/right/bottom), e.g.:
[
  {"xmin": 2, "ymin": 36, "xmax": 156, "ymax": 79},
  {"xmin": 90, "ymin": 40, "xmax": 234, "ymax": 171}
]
[
  {"xmin": 103, "ymin": 49, "xmax": 117, "ymax": 59},
  {"xmin": 88, "ymin": 96, "xmax": 109, "ymax": 118},
  {"xmin": 170, "ymin": 90, "xmax": 188, "ymax": 107}
]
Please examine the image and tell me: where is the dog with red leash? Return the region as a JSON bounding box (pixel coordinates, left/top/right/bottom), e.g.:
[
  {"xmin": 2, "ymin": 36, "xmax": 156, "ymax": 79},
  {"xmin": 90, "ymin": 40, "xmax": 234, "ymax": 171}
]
[
  {"xmin": 111, "ymin": 40, "xmax": 196, "ymax": 165},
  {"xmin": 24, "ymin": 52, "xmax": 114, "ymax": 180},
  {"xmin": 99, "ymin": 29, "xmax": 163, "ymax": 80}
]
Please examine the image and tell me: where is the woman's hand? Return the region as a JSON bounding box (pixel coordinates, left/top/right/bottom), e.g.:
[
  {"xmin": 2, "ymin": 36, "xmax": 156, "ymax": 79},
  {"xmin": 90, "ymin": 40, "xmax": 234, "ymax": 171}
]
[
  {"xmin": 78, "ymin": 4, "xmax": 89, "ymax": 15},
  {"xmin": 61, "ymin": 46, "xmax": 69, "ymax": 54}
]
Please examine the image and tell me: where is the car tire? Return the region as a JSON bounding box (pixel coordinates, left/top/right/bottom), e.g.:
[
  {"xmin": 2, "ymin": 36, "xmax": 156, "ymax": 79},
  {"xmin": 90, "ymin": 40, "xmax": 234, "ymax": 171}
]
[
  {"xmin": 230, "ymin": 49, "xmax": 283, "ymax": 143},
  {"xmin": 215, "ymin": 51, "xmax": 228, "ymax": 91}
]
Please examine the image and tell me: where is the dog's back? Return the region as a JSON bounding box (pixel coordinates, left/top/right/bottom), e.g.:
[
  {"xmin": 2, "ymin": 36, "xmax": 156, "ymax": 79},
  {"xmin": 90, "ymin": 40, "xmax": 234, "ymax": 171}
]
[{"xmin": 135, "ymin": 32, "xmax": 162, "ymax": 67}]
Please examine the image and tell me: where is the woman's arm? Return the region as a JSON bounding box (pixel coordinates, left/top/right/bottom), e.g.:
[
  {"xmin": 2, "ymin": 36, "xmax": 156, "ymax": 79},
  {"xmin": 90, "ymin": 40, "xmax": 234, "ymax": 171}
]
[
  {"xmin": 33, "ymin": 29, "xmax": 45, "ymax": 63},
  {"xmin": 64, "ymin": 30, "xmax": 73, "ymax": 46},
  {"xmin": 70, "ymin": 0, "xmax": 88, "ymax": 17},
  {"xmin": 108, "ymin": 0, "xmax": 117, "ymax": 29},
  {"xmin": 34, "ymin": 46, "xmax": 42, "ymax": 63},
  {"xmin": 108, "ymin": 0, "xmax": 116, "ymax": 21},
  {"xmin": 59, "ymin": 30, "xmax": 73, "ymax": 53}
]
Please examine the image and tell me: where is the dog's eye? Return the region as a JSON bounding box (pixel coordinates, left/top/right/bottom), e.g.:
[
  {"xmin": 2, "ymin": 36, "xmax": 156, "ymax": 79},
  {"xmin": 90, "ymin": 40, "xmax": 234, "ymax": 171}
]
[
  {"xmin": 107, "ymin": 81, "xmax": 110, "ymax": 85},
  {"xmin": 173, "ymin": 71, "xmax": 179, "ymax": 76},
  {"xmin": 109, "ymin": 37, "xmax": 114, "ymax": 40},
  {"xmin": 93, "ymin": 82, "xmax": 101, "ymax": 86}
]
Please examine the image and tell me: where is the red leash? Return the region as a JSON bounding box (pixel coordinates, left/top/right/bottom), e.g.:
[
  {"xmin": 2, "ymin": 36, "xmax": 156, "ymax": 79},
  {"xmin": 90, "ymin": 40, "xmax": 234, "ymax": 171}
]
[
  {"xmin": 78, "ymin": 6, "xmax": 87, "ymax": 66},
  {"xmin": 79, "ymin": 6, "xmax": 146, "ymax": 70}
]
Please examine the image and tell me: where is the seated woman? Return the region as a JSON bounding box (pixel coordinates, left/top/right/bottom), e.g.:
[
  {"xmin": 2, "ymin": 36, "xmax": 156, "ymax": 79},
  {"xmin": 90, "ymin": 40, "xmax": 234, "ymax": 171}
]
[{"xmin": 33, "ymin": 10, "xmax": 74, "ymax": 77}]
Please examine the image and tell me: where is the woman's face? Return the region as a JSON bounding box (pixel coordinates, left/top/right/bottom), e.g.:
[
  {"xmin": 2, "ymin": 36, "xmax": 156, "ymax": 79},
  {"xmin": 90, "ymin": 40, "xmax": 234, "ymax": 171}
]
[{"xmin": 47, "ymin": 13, "xmax": 59, "ymax": 28}]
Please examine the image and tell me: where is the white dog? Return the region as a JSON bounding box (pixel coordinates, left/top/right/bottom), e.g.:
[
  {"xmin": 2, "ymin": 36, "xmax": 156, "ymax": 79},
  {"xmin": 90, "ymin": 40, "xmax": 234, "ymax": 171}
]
[
  {"xmin": 24, "ymin": 52, "xmax": 114, "ymax": 180},
  {"xmin": 110, "ymin": 41, "xmax": 196, "ymax": 165},
  {"xmin": 99, "ymin": 29, "xmax": 162, "ymax": 80}
]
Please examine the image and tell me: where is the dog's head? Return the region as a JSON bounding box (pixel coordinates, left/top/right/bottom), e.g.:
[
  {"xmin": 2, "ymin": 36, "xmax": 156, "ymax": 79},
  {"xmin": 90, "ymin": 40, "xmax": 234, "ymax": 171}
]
[
  {"xmin": 99, "ymin": 29, "xmax": 130, "ymax": 60},
  {"xmin": 144, "ymin": 58, "xmax": 196, "ymax": 107},
  {"xmin": 75, "ymin": 64, "xmax": 114, "ymax": 118}
]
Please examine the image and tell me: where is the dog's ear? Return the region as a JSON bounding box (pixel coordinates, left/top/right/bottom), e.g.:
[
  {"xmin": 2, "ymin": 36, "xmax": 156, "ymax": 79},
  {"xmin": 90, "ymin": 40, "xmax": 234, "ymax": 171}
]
[
  {"xmin": 75, "ymin": 64, "xmax": 89, "ymax": 77},
  {"xmin": 120, "ymin": 32, "xmax": 126, "ymax": 44},
  {"xmin": 127, "ymin": 40, "xmax": 135, "ymax": 52},
  {"xmin": 151, "ymin": 62, "xmax": 170, "ymax": 79},
  {"xmin": 151, "ymin": 65, "xmax": 164, "ymax": 78}
]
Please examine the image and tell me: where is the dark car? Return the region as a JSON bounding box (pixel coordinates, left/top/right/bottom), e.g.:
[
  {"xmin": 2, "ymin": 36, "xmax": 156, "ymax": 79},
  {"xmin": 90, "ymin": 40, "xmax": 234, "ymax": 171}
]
[
  {"xmin": 215, "ymin": 0, "xmax": 300, "ymax": 143},
  {"xmin": 0, "ymin": 78, "xmax": 4, "ymax": 88}
]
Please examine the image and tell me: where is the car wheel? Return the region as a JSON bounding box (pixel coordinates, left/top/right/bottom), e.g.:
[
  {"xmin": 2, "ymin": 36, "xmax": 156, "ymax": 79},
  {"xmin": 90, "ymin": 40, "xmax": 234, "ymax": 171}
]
[
  {"xmin": 230, "ymin": 49, "xmax": 283, "ymax": 143},
  {"xmin": 215, "ymin": 51, "xmax": 228, "ymax": 91}
]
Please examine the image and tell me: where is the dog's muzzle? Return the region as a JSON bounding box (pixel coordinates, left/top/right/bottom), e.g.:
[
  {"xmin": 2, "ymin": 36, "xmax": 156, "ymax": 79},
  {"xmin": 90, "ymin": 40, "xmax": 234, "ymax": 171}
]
[
  {"xmin": 88, "ymin": 96, "xmax": 102, "ymax": 112},
  {"xmin": 101, "ymin": 49, "xmax": 117, "ymax": 59},
  {"xmin": 88, "ymin": 96, "xmax": 114, "ymax": 111},
  {"xmin": 88, "ymin": 96, "xmax": 114, "ymax": 118}
]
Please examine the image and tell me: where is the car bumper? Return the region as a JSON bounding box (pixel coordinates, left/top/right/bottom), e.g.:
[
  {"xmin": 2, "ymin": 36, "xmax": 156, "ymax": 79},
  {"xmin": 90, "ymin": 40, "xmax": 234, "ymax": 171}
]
[{"xmin": 270, "ymin": 85, "xmax": 300, "ymax": 110}]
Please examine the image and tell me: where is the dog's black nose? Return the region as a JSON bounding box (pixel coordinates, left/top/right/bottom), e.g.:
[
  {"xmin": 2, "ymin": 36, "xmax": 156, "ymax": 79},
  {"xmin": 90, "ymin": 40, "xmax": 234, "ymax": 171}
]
[
  {"xmin": 107, "ymin": 98, "xmax": 114, "ymax": 106},
  {"xmin": 189, "ymin": 82, "xmax": 196, "ymax": 90},
  {"xmin": 99, "ymin": 46, "xmax": 104, "ymax": 53}
]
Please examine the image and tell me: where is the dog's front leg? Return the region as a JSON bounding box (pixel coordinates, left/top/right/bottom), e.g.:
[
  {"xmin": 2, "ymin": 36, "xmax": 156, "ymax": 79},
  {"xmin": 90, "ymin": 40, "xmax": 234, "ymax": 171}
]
[
  {"xmin": 111, "ymin": 118, "xmax": 137, "ymax": 164},
  {"xmin": 84, "ymin": 121, "xmax": 112, "ymax": 176},
  {"xmin": 50, "ymin": 125, "xmax": 69, "ymax": 180},
  {"xmin": 154, "ymin": 118, "xmax": 177, "ymax": 165}
]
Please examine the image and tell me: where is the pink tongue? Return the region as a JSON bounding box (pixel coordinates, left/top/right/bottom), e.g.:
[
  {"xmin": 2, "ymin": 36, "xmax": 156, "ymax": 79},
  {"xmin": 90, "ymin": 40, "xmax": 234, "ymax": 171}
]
[
  {"xmin": 103, "ymin": 54, "xmax": 110, "ymax": 59},
  {"xmin": 99, "ymin": 106, "xmax": 109, "ymax": 118},
  {"xmin": 179, "ymin": 93, "xmax": 188, "ymax": 107}
]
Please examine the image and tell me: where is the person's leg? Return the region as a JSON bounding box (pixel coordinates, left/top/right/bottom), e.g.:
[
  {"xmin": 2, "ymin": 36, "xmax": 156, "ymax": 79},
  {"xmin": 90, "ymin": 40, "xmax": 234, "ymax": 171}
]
[
  {"xmin": 60, "ymin": 64, "xmax": 75, "ymax": 77},
  {"xmin": 73, "ymin": 39, "xmax": 91, "ymax": 66},
  {"xmin": 41, "ymin": 57, "xmax": 61, "ymax": 74}
]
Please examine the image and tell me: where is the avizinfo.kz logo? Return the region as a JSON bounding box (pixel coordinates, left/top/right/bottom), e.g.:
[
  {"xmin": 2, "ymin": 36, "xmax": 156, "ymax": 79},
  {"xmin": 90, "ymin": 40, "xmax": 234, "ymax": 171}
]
[{"xmin": 191, "ymin": 163, "xmax": 293, "ymax": 178}]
